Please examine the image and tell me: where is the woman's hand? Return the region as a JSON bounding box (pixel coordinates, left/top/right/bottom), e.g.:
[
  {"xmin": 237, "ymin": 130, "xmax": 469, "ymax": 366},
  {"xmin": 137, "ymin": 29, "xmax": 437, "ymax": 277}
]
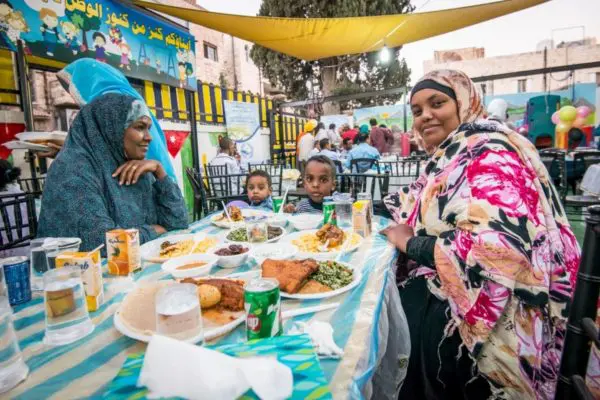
[
  {"xmin": 283, "ymin": 203, "xmax": 296, "ymax": 213},
  {"xmin": 112, "ymin": 160, "xmax": 166, "ymax": 186},
  {"xmin": 152, "ymin": 224, "xmax": 167, "ymax": 235},
  {"xmin": 380, "ymin": 224, "xmax": 414, "ymax": 253},
  {"xmin": 37, "ymin": 143, "xmax": 62, "ymax": 159}
]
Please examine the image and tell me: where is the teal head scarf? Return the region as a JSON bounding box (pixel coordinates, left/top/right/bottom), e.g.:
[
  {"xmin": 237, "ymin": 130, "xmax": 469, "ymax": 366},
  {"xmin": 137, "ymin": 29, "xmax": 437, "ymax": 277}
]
[
  {"xmin": 57, "ymin": 59, "xmax": 176, "ymax": 179},
  {"xmin": 359, "ymin": 124, "xmax": 370, "ymax": 134}
]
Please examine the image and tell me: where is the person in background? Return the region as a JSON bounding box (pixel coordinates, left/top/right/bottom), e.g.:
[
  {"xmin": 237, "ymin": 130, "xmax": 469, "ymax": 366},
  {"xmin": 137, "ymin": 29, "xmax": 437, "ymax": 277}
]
[
  {"xmin": 315, "ymin": 122, "xmax": 329, "ymax": 141},
  {"xmin": 389, "ymin": 125, "xmax": 403, "ymax": 155},
  {"xmin": 568, "ymin": 127, "xmax": 586, "ymax": 150},
  {"xmin": 298, "ymin": 120, "xmax": 317, "ymax": 162},
  {"xmin": 339, "ymin": 137, "xmax": 353, "ymax": 158},
  {"xmin": 486, "ymin": 98, "xmax": 516, "ymax": 130},
  {"xmin": 382, "ymin": 69, "xmax": 580, "ymax": 399},
  {"xmin": 0, "ymin": 160, "xmax": 28, "ymax": 258},
  {"xmin": 246, "ymin": 170, "xmax": 273, "ymax": 210},
  {"xmin": 341, "ymin": 124, "xmax": 359, "ymax": 143},
  {"xmin": 369, "ymin": 118, "xmax": 394, "ymax": 154},
  {"xmin": 308, "ymin": 140, "xmax": 321, "ymax": 158},
  {"xmin": 344, "ymin": 132, "xmax": 380, "ymax": 172},
  {"xmin": 319, "ymin": 123, "xmax": 341, "ymax": 147},
  {"xmin": 210, "ymin": 136, "xmax": 241, "ymax": 174},
  {"xmin": 355, "ymin": 124, "xmax": 370, "ymax": 144},
  {"xmin": 318, "ymin": 138, "xmax": 339, "ymax": 162},
  {"xmin": 283, "ymin": 155, "xmax": 336, "ymax": 214},
  {"xmin": 38, "ymin": 93, "xmax": 188, "ymax": 251}
]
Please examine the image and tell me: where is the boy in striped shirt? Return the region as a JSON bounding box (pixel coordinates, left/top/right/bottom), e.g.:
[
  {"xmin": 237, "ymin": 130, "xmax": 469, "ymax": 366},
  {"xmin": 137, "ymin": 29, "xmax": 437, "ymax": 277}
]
[{"xmin": 284, "ymin": 155, "xmax": 336, "ymax": 214}]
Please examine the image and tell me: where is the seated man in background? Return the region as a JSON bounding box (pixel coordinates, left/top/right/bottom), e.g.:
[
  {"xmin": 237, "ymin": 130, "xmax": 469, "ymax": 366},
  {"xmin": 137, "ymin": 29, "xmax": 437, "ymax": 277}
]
[
  {"xmin": 318, "ymin": 138, "xmax": 340, "ymax": 162},
  {"xmin": 344, "ymin": 132, "xmax": 380, "ymax": 172}
]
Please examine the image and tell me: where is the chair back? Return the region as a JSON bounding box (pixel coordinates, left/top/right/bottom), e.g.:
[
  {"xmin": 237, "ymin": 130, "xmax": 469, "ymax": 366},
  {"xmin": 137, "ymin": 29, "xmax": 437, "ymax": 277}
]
[
  {"xmin": 0, "ymin": 193, "xmax": 37, "ymax": 251},
  {"xmin": 350, "ymin": 158, "xmax": 380, "ymax": 174},
  {"xmin": 338, "ymin": 173, "xmax": 389, "ymax": 200},
  {"xmin": 573, "ymin": 150, "xmax": 600, "ymax": 176},
  {"xmin": 539, "ymin": 149, "xmax": 567, "ymax": 200},
  {"xmin": 248, "ymin": 163, "xmax": 284, "ymax": 196},
  {"xmin": 379, "ymin": 157, "xmax": 421, "ymax": 193},
  {"xmin": 205, "ymin": 172, "xmax": 247, "ymax": 206},
  {"xmin": 18, "ymin": 177, "xmax": 45, "ymax": 197},
  {"xmin": 333, "ymin": 160, "xmax": 343, "ymax": 174},
  {"xmin": 185, "ymin": 168, "xmax": 207, "ymax": 220}
]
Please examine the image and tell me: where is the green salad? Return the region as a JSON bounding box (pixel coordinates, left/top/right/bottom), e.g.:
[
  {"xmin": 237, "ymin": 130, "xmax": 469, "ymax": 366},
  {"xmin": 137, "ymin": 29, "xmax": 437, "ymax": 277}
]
[
  {"xmin": 313, "ymin": 261, "xmax": 354, "ymax": 290},
  {"xmin": 227, "ymin": 226, "xmax": 283, "ymax": 242}
]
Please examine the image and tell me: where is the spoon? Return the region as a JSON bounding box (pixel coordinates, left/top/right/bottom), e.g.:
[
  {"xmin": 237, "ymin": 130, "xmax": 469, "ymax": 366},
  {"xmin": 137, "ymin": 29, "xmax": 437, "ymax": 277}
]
[
  {"xmin": 221, "ymin": 201, "xmax": 234, "ymax": 224},
  {"xmin": 318, "ymin": 239, "xmax": 331, "ymax": 253},
  {"xmin": 278, "ymin": 187, "xmax": 290, "ymax": 215}
]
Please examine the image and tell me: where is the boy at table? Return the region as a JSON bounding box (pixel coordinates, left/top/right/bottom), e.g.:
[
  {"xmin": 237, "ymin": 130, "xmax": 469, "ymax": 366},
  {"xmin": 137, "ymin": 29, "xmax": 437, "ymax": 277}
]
[
  {"xmin": 284, "ymin": 155, "xmax": 336, "ymax": 214},
  {"xmin": 246, "ymin": 170, "xmax": 273, "ymax": 210}
]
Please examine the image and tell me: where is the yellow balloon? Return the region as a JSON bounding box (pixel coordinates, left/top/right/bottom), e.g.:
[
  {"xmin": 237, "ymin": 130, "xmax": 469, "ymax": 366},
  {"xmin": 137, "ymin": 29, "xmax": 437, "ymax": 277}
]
[
  {"xmin": 559, "ymin": 106, "xmax": 577, "ymax": 122},
  {"xmin": 555, "ymin": 121, "xmax": 572, "ymax": 134}
]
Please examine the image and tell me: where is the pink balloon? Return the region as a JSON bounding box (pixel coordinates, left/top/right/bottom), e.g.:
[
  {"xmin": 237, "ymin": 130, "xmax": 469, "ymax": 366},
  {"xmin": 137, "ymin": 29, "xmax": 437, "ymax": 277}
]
[
  {"xmin": 577, "ymin": 106, "xmax": 591, "ymax": 118},
  {"xmin": 551, "ymin": 111, "xmax": 560, "ymax": 125},
  {"xmin": 522, "ymin": 124, "xmax": 529, "ymax": 131}
]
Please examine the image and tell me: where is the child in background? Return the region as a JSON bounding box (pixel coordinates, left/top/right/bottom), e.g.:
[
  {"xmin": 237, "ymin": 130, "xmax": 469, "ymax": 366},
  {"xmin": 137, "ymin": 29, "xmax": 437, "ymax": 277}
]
[
  {"xmin": 246, "ymin": 170, "xmax": 273, "ymax": 210},
  {"xmin": 284, "ymin": 155, "xmax": 336, "ymax": 214}
]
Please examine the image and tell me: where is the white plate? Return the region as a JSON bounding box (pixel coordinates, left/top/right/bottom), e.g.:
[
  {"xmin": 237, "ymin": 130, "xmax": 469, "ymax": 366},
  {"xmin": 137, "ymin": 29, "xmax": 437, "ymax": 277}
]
[
  {"xmin": 210, "ymin": 208, "xmax": 273, "ymax": 229},
  {"xmin": 224, "ymin": 226, "xmax": 286, "ymax": 244},
  {"xmin": 244, "ymin": 262, "xmax": 362, "ymax": 300},
  {"xmin": 3, "ymin": 140, "xmax": 50, "ymax": 152},
  {"xmin": 250, "ymin": 243, "xmax": 298, "ymax": 265},
  {"xmin": 114, "ymin": 307, "xmax": 244, "ymax": 343},
  {"xmin": 161, "ymin": 253, "xmax": 219, "ymax": 278},
  {"xmin": 140, "ymin": 233, "xmax": 209, "ymax": 263},
  {"xmin": 279, "ymin": 229, "xmax": 363, "ymax": 261},
  {"xmin": 16, "ymin": 131, "xmax": 67, "ymax": 142}
]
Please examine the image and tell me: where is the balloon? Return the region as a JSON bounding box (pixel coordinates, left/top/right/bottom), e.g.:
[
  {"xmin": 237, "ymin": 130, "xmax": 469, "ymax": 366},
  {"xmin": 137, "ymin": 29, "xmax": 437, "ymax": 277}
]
[
  {"xmin": 551, "ymin": 111, "xmax": 560, "ymax": 125},
  {"xmin": 522, "ymin": 124, "xmax": 529, "ymax": 131},
  {"xmin": 555, "ymin": 121, "xmax": 572, "ymax": 134},
  {"xmin": 572, "ymin": 117, "xmax": 586, "ymax": 129},
  {"xmin": 559, "ymin": 106, "xmax": 577, "ymax": 122},
  {"xmin": 576, "ymin": 106, "xmax": 591, "ymax": 118}
]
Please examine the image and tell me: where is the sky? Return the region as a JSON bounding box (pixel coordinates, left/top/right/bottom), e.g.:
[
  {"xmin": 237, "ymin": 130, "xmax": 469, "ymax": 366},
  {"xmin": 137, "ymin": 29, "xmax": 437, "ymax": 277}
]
[{"xmin": 196, "ymin": 0, "xmax": 600, "ymax": 84}]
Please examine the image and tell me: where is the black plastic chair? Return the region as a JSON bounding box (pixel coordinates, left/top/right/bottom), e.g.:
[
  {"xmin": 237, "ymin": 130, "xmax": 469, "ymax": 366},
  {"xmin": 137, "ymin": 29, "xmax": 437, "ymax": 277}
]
[
  {"xmin": 18, "ymin": 177, "xmax": 45, "ymax": 198},
  {"xmin": 333, "ymin": 160, "xmax": 344, "ymax": 174},
  {"xmin": 379, "ymin": 158, "xmax": 421, "ymax": 194},
  {"xmin": 248, "ymin": 163, "xmax": 284, "ymax": 196},
  {"xmin": 0, "ymin": 192, "xmax": 37, "ymax": 252},
  {"xmin": 350, "ymin": 158, "xmax": 380, "ymax": 174},
  {"xmin": 338, "ymin": 173, "xmax": 390, "ymax": 201},
  {"xmin": 570, "ymin": 150, "xmax": 600, "ymax": 194},
  {"xmin": 539, "ymin": 148, "xmax": 568, "ymax": 201},
  {"xmin": 185, "ymin": 167, "xmax": 207, "ymax": 221},
  {"xmin": 204, "ymin": 171, "xmax": 247, "ymax": 208}
]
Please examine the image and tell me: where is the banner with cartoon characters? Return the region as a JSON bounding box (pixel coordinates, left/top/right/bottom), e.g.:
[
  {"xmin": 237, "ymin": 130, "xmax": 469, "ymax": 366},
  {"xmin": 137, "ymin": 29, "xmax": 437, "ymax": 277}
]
[{"xmin": 0, "ymin": 0, "xmax": 197, "ymax": 91}]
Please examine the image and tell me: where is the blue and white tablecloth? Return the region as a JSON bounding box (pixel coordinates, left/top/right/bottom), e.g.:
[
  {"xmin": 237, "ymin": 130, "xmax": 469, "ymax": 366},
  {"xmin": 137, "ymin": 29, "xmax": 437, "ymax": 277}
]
[{"xmin": 6, "ymin": 215, "xmax": 409, "ymax": 399}]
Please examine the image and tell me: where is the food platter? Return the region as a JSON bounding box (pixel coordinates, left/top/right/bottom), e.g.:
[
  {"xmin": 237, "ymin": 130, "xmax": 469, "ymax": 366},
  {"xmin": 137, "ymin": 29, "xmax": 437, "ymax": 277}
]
[
  {"xmin": 113, "ymin": 276, "xmax": 253, "ymax": 343},
  {"xmin": 3, "ymin": 140, "xmax": 51, "ymax": 152},
  {"xmin": 140, "ymin": 233, "xmax": 219, "ymax": 263},
  {"xmin": 210, "ymin": 208, "xmax": 273, "ymax": 229},
  {"xmin": 224, "ymin": 226, "xmax": 286, "ymax": 244},
  {"xmin": 280, "ymin": 229, "xmax": 362, "ymax": 260}
]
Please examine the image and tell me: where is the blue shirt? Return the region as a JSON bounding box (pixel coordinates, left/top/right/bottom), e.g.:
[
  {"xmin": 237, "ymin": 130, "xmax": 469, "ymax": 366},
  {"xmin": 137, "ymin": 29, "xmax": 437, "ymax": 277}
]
[
  {"xmin": 319, "ymin": 149, "xmax": 340, "ymax": 162},
  {"xmin": 344, "ymin": 143, "xmax": 381, "ymax": 171},
  {"xmin": 249, "ymin": 196, "xmax": 273, "ymax": 211}
]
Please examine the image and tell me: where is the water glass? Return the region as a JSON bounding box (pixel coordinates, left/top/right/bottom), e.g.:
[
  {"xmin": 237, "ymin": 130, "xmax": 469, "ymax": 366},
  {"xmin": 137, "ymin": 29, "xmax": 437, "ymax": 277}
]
[
  {"xmin": 333, "ymin": 193, "xmax": 354, "ymax": 228},
  {"xmin": 155, "ymin": 283, "xmax": 203, "ymax": 343},
  {"xmin": 0, "ymin": 267, "xmax": 7, "ymax": 299},
  {"xmin": 43, "ymin": 266, "xmax": 94, "ymax": 346},
  {"xmin": 0, "ymin": 298, "xmax": 29, "ymax": 393},
  {"xmin": 29, "ymin": 239, "xmax": 60, "ymax": 292}
]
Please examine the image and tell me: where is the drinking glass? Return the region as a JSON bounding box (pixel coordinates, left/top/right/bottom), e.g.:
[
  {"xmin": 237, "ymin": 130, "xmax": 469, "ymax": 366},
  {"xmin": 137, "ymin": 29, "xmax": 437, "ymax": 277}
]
[
  {"xmin": 333, "ymin": 193, "xmax": 353, "ymax": 229},
  {"xmin": 43, "ymin": 266, "xmax": 94, "ymax": 346},
  {"xmin": 0, "ymin": 297, "xmax": 29, "ymax": 393},
  {"xmin": 29, "ymin": 239, "xmax": 59, "ymax": 292},
  {"xmin": 155, "ymin": 283, "xmax": 203, "ymax": 343}
]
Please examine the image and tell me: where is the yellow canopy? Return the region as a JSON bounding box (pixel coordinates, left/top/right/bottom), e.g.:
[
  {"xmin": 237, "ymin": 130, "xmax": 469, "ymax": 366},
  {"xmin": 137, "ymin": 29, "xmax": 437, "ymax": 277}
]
[{"xmin": 134, "ymin": 0, "xmax": 546, "ymax": 61}]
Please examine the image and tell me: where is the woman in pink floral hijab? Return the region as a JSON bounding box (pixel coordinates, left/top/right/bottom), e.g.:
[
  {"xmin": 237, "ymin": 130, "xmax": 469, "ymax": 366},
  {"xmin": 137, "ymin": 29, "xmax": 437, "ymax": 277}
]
[{"xmin": 382, "ymin": 70, "xmax": 580, "ymax": 399}]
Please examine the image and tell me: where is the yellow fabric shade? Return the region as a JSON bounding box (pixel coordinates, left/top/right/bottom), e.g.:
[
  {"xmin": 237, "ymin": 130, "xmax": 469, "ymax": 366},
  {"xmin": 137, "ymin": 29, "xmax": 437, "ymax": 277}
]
[{"xmin": 134, "ymin": 0, "xmax": 546, "ymax": 61}]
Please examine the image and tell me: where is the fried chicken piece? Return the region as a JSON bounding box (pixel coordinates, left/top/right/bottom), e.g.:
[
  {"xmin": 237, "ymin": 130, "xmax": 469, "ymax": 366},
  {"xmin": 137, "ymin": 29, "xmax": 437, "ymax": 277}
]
[
  {"xmin": 181, "ymin": 278, "xmax": 245, "ymax": 311},
  {"xmin": 316, "ymin": 224, "xmax": 345, "ymax": 248},
  {"xmin": 227, "ymin": 206, "xmax": 243, "ymax": 222},
  {"xmin": 261, "ymin": 259, "xmax": 319, "ymax": 294}
]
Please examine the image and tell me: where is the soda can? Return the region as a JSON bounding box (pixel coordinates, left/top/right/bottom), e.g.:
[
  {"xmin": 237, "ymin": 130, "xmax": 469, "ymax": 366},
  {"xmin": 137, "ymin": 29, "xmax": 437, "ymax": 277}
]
[
  {"xmin": 244, "ymin": 278, "xmax": 282, "ymax": 340},
  {"xmin": 272, "ymin": 196, "xmax": 284, "ymax": 213},
  {"xmin": 1, "ymin": 256, "xmax": 31, "ymax": 306},
  {"xmin": 323, "ymin": 196, "xmax": 337, "ymax": 226}
]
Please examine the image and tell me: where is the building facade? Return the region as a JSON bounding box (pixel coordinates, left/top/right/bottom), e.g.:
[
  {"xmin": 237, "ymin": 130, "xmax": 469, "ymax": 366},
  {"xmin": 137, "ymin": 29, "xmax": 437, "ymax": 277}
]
[{"xmin": 423, "ymin": 38, "xmax": 600, "ymax": 96}]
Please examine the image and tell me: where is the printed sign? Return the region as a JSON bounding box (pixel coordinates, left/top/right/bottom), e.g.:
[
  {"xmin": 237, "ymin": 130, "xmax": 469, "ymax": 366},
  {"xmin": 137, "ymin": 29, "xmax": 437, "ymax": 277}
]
[
  {"xmin": 224, "ymin": 100, "xmax": 262, "ymax": 167},
  {"xmin": 0, "ymin": 0, "xmax": 197, "ymax": 90}
]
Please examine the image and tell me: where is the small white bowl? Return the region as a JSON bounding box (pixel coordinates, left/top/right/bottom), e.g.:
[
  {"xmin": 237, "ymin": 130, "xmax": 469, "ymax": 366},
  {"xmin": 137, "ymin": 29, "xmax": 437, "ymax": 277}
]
[
  {"xmin": 250, "ymin": 243, "xmax": 298, "ymax": 265},
  {"xmin": 212, "ymin": 244, "xmax": 251, "ymax": 269},
  {"xmin": 288, "ymin": 214, "xmax": 322, "ymax": 231},
  {"xmin": 267, "ymin": 214, "xmax": 288, "ymax": 228},
  {"xmin": 161, "ymin": 253, "xmax": 218, "ymax": 278}
]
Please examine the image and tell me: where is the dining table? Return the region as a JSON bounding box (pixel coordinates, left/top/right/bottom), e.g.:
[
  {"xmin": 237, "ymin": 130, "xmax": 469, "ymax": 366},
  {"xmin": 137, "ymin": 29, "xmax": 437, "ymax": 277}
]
[{"xmin": 5, "ymin": 213, "xmax": 410, "ymax": 400}]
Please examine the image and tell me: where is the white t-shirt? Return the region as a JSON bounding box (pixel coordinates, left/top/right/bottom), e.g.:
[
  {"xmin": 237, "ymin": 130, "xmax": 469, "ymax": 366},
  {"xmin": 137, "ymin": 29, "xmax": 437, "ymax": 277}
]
[
  {"xmin": 298, "ymin": 134, "xmax": 315, "ymax": 162},
  {"xmin": 315, "ymin": 129, "xmax": 341, "ymax": 147}
]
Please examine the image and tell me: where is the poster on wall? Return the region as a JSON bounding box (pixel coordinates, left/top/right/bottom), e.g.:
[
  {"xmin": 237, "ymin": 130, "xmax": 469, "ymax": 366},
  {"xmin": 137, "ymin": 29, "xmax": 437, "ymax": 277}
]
[
  {"xmin": 353, "ymin": 105, "xmax": 412, "ymax": 132},
  {"xmin": 0, "ymin": 0, "xmax": 196, "ymax": 90},
  {"xmin": 224, "ymin": 100, "xmax": 262, "ymax": 167},
  {"xmin": 320, "ymin": 114, "xmax": 352, "ymax": 131}
]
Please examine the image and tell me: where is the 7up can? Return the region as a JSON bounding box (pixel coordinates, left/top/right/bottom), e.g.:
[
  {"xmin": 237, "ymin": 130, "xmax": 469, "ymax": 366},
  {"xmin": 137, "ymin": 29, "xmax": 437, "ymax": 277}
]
[
  {"xmin": 244, "ymin": 278, "xmax": 282, "ymax": 341},
  {"xmin": 323, "ymin": 196, "xmax": 337, "ymax": 226}
]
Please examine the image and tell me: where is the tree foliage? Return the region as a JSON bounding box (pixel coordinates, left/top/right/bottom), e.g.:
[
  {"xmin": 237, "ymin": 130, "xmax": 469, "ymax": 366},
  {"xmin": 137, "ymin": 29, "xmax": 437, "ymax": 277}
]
[
  {"xmin": 66, "ymin": 9, "xmax": 101, "ymax": 48},
  {"xmin": 250, "ymin": 0, "xmax": 414, "ymax": 112}
]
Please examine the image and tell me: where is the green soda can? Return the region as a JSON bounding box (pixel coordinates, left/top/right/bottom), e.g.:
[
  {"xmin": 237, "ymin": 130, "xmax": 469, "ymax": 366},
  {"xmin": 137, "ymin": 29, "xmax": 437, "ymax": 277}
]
[
  {"xmin": 323, "ymin": 196, "xmax": 337, "ymax": 226},
  {"xmin": 244, "ymin": 278, "xmax": 282, "ymax": 340},
  {"xmin": 272, "ymin": 196, "xmax": 284, "ymax": 213}
]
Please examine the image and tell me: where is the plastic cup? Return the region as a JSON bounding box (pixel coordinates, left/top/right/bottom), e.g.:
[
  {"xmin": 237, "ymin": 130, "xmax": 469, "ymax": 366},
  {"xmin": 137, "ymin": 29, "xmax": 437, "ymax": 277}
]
[
  {"xmin": 155, "ymin": 283, "xmax": 203, "ymax": 343},
  {"xmin": 0, "ymin": 298, "xmax": 29, "ymax": 394}
]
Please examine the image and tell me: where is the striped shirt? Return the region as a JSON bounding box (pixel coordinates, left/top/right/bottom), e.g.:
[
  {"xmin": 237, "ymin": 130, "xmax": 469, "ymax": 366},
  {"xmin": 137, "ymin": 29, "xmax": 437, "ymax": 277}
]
[{"xmin": 294, "ymin": 198, "xmax": 324, "ymax": 214}]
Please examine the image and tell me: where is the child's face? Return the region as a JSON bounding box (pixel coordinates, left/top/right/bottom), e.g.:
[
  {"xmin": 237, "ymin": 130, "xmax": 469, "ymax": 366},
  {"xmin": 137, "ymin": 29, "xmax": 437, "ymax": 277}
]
[
  {"xmin": 0, "ymin": 4, "xmax": 11, "ymax": 17},
  {"xmin": 247, "ymin": 176, "xmax": 271, "ymax": 204},
  {"xmin": 303, "ymin": 161, "xmax": 335, "ymax": 203},
  {"xmin": 94, "ymin": 36, "xmax": 105, "ymax": 46},
  {"xmin": 43, "ymin": 15, "xmax": 58, "ymax": 28}
]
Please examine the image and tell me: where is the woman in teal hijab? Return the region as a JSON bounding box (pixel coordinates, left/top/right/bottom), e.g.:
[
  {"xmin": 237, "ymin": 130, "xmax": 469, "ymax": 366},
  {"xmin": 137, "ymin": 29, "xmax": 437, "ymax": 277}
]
[
  {"xmin": 37, "ymin": 93, "xmax": 188, "ymax": 251},
  {"xmin": 57, "ymin": 58, "xmax": 176, "ymax": 179}
]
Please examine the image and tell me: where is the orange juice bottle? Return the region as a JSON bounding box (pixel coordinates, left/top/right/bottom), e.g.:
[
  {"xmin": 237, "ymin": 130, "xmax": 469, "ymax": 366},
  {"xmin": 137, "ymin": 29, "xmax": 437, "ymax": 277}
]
[{"xmin": 106, "ymin": 229, "xmax": 141, "ymax": 276}]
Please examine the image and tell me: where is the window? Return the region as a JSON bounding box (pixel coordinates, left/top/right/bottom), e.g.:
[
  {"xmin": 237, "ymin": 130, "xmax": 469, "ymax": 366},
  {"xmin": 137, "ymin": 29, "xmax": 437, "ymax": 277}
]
[
  {"xmin": 203, "ymin": 42, "xmax": 218, "ymax": 62},
  {"xmin": 517, "ymin": 79, "xmax": 527, "ymax": 93}
]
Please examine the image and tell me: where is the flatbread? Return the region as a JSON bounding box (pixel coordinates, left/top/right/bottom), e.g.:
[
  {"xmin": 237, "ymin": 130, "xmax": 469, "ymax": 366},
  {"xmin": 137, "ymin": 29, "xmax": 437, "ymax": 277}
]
[
  {"xmin": 116, "ymin": 281, "xmax": 171, "ymax": 335},
  {"xmin": 298, "ymin": 280, "xmax": 332, "ymax": 294}
]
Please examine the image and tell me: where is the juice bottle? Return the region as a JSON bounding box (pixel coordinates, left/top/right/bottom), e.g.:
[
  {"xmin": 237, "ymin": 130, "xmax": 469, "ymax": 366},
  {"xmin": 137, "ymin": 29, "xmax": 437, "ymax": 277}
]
[
  {"xmin": 106, "ymin": 229, "xmax": 141, "ymax": 276},
  {"xmin": 55, "ymin": 249, "xmax": 104, "ymax": 312}
]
